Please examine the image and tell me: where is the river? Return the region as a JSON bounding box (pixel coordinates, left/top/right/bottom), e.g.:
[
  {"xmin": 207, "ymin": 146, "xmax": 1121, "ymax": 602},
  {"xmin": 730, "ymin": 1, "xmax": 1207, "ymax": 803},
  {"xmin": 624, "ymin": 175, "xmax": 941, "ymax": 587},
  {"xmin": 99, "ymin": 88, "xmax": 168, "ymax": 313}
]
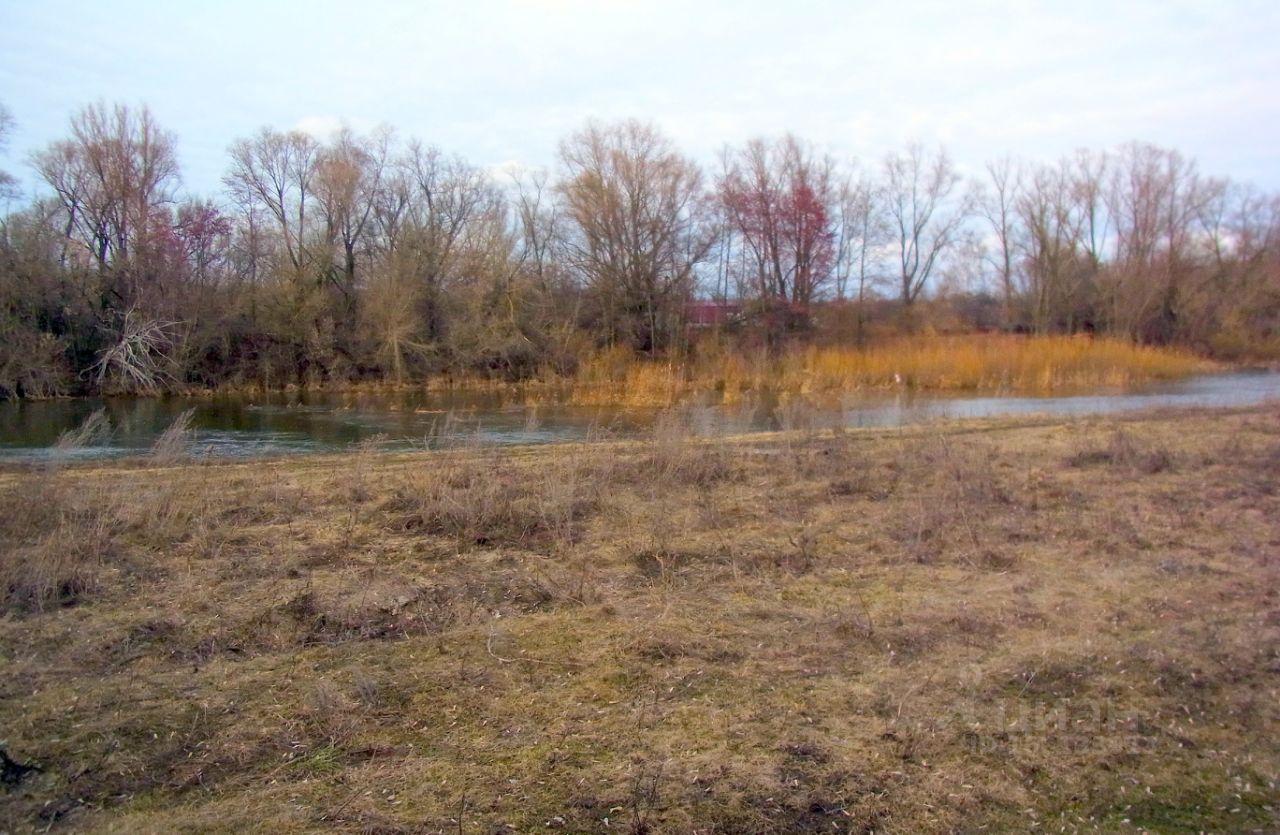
[{"xmin": 1, "ymin": 371, "xmax": 1277, "ymax": 461}]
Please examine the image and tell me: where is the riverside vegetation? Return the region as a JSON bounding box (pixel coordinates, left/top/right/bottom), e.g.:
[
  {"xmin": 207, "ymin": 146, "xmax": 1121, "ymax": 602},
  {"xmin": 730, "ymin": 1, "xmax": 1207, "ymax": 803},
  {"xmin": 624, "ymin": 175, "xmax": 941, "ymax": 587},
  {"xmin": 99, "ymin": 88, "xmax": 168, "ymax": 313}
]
[
  {"xmin": 2, "ymin": 101, "xmax": 1279, "ymax": 402},
  {"xmin": 0, "ymin": 404, "xmax": 1277, "ymax": 832}
]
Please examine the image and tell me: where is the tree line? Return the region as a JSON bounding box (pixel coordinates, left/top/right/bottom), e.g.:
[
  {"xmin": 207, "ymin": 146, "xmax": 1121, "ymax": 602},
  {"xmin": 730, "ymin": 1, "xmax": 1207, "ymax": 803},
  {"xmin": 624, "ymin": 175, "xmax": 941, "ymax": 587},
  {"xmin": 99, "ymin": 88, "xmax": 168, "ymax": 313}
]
[{"xmin": 1, "ymin": 101, "xmax": 1277, "ymax": 398}]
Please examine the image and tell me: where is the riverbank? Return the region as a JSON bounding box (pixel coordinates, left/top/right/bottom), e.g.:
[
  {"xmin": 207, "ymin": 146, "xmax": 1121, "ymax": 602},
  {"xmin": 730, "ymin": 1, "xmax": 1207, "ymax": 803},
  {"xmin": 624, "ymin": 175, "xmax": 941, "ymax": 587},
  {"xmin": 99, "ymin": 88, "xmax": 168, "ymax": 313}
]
[{"xmin": 1, "ymin": 406, "xmax": 1277, "ymax": 832}]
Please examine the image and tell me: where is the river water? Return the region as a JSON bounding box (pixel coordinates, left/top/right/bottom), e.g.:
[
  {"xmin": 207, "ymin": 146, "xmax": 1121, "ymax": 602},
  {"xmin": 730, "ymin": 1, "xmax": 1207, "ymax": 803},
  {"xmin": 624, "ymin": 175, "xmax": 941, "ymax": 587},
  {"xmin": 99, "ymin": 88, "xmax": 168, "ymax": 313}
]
[{"xmin": 1, "ymin": 371, "xmax": 1277, "ymax": 462}]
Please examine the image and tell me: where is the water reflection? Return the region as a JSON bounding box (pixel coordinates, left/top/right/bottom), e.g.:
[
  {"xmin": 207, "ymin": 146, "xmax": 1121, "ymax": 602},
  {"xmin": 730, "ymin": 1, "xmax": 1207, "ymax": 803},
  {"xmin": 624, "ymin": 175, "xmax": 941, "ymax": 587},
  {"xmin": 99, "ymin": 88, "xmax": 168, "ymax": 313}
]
[{"xmin": 1, "ymin": 371, "xmax": 1276, "ymax": 461}]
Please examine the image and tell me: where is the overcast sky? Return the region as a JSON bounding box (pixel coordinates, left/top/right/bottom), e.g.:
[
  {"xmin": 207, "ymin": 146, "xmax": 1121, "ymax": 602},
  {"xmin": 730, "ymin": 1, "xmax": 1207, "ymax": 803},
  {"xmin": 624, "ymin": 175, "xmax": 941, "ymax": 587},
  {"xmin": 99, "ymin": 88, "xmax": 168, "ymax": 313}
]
[{"xmin": 2, "ymin": 0, "xmax": 1278, "ymax": 198}]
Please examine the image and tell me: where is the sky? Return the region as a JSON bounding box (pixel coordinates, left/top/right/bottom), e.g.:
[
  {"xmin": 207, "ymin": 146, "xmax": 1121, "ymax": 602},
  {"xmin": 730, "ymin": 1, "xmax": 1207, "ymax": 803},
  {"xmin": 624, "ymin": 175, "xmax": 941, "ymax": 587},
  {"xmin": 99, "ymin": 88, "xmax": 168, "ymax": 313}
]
[{"xmin": 2, "ymin": 0, "xmax": 1279, "ymax": 199}]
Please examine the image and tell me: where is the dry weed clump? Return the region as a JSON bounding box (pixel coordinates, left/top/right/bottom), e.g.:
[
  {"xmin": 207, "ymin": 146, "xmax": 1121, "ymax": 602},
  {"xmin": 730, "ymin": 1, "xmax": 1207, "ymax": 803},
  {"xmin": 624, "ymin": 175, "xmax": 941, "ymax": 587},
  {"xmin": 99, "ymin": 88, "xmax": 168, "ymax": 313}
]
[
  {"xmin": 618, "ymin": 408, "xmax": 741, "ymax": 488},
  {"xmin": 1065, "ymin": 428, "xmax": 1178, "ymax": 473},
  {"xmin": 0, "ymin": 478, "xmax": 123, "ymax": 612},
  {"xmin": 627, "ymin": 545, "xmax": 734, "ymax": 585},
  {"xmin": 385, "ymin": 446, "xmax": 599, "ymax": 551},
  {"xmin": 889, "ymin": 433, "xmax": 1019, "ymax": 566},
  {"xmin": 279, "ymin": 582, "xmax": 461, "ymax": 645}
]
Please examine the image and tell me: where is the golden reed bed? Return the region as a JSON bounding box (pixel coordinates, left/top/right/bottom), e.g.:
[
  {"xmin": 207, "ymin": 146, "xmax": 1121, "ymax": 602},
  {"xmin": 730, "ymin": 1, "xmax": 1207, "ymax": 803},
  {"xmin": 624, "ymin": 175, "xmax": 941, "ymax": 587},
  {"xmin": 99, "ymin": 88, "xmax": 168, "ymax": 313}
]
[{"xmin": 556, "ymin": 335, "xmax": 1210, "ymax": 407}]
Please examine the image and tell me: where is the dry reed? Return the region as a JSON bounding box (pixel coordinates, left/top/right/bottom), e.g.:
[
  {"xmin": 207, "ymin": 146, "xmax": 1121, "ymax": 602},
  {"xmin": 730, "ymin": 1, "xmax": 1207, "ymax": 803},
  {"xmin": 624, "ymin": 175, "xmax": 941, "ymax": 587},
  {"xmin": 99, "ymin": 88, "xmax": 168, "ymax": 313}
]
[{"xmin": 558, "ymin": 335, "xmax": 1209, "ymax": 407}]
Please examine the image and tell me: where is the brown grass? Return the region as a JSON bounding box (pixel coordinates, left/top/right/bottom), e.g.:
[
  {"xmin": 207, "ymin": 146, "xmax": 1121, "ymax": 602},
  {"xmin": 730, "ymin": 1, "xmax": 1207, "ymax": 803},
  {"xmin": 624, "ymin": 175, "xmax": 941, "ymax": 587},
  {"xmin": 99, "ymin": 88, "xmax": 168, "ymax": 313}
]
[
  {"xmin": 557, "ymin": 334, "xmax": 1211, "ymax": 406},
  {"xmin": 0, "ymin": 405, "xmax": 1277, "ymax": 833}
]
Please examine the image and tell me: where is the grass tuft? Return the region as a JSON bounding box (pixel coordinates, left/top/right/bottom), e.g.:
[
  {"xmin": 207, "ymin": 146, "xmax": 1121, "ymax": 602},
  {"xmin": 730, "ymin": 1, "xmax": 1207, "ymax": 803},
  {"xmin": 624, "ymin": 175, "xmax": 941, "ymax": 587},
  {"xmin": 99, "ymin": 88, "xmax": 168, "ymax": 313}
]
[{"xmin": 149, "ymin": 408, "xmax": 197, "ymax": 464}]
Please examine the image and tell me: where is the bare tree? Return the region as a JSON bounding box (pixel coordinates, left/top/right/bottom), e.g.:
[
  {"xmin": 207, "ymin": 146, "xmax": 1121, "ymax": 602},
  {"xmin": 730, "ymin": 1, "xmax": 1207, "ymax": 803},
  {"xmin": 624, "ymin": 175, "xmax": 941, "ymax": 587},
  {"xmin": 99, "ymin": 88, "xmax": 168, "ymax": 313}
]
[
  {"xmin": 1104, "ymin": 142, "xmax": 1210, "ymax": 341},
  {"xmin": 314, "ymin": 126, "xmax": 393, "ymax": 340},
  {"xmin": 361, "ymin": 141, "xmax": 511, "ymax": 379},
  {"xmin": 1070, "ymin": 148, "xmax": 1110, "ymax": 269},
  {"xmin": 0, "ymin": 102, "xmax": 18, "ymax": 203},
  {"xmin": 557, "ymin": 119, "xmax": 715, "ymax": 353},
  {"xmin": 224, "ymin": 128, "xmax": 322, "ymax": 276},
  {"xmin": 832, "ymin": 172, "xmax": 888, "ymax": 344},
  {"xmin": 225, "ymin": 127, "xmax": 340, "ymax": 381},
  {"xmin": 0, "ymin": 198, "xmax": 73, "ymax": 398},
  {"xmin": 977, "ymin": 155, "xmax": 1022, "ymax": 328},
  {"xmin": 511, "ymin": 168, "xmax": 563, "ymax": 294},
  {"xmin": 362, "ymin": 250, "xmax": 432, "ymax": 383},
  {"xmin": 31, "ymin": 102, "xmax": 180, "ymax": 307},
  {"xmin": 444, "ymin": 196, "xmax": 554, "ymax": 378},
  {"xmin": 171, "ymin": 199, "xmax": 233, "ymax": 289},
  {"xmin": 511, "ymin": 168, "xmax": 580, "ymax": 365},
  {"xmin": 1017, "ymin": 160, "xmax": 1091, "ymax": 333},
  {"xmin": 398, "ymin": 143, "xmax": 504, "ymax": 338},
  {"xmin": 882, "ymin": 143, "xmax": 972, "ymax": 324},
  {"xmin": 717, "ymin": 135, "xmax": 839, "ymax": 308}
]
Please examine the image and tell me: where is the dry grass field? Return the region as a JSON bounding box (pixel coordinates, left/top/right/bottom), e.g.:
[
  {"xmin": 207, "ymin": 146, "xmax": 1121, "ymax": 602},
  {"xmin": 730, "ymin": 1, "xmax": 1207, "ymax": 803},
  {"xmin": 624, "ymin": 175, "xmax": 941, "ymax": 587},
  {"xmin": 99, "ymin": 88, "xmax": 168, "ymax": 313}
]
[{"xmin": 1, "ymin": 405, "xmax": 1277, "ymax": 833}]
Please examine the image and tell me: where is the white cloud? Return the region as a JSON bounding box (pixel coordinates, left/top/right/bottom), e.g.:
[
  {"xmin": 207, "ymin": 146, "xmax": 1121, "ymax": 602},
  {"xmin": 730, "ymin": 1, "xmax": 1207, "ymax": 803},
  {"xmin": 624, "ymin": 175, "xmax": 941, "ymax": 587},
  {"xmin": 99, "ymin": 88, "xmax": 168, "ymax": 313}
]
[
  {"xmin": 293, "ymin": 115, "xmax": 343, "ymax": 139},
  {"xmin": 485, "ymin": 159, "xmax": 536, "ymax": 182}
]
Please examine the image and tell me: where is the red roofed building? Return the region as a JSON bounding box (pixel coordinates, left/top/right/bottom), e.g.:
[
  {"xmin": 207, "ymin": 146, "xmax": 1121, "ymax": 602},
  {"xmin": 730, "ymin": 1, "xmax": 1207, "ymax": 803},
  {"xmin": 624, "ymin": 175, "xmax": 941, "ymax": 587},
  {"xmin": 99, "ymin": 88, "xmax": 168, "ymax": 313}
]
[{"xmin": 686, "ymin": 300, "xmax": 741, "ymax": 329}]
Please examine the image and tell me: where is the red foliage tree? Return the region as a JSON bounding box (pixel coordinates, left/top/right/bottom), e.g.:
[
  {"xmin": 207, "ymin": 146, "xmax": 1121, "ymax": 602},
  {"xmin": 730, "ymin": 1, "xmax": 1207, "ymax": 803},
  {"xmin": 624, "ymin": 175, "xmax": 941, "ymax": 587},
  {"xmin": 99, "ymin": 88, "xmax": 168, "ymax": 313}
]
[{"xmin": 718, "ymin": 135, "xmax": 837, "ymax": 309}]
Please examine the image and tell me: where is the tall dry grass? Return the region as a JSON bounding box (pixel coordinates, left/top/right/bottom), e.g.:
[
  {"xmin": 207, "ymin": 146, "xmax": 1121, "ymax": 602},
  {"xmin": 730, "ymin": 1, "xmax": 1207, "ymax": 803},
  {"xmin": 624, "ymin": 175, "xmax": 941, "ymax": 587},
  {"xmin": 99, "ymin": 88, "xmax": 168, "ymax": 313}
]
[
  {"xmin": 51, "ymin": 408, "xmax": 112, "ymax": 462},
  {"xmin": 383, "ymin": 442, "xmax": 600, "ymax": 553},
  {"xmin": 1, "ymin": 410, "xmax": 214, "ymax": 613},
  {"xmin": 149, "ymin": 408, "xmax": 197, "ymax": 464},
  {"xmin": 0, "ymin": 477, "xmax": 121, "ymax": 611},
  {"xmin": 558, "ymin": 335, "xmax": 1209, "ymax": 406}
]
